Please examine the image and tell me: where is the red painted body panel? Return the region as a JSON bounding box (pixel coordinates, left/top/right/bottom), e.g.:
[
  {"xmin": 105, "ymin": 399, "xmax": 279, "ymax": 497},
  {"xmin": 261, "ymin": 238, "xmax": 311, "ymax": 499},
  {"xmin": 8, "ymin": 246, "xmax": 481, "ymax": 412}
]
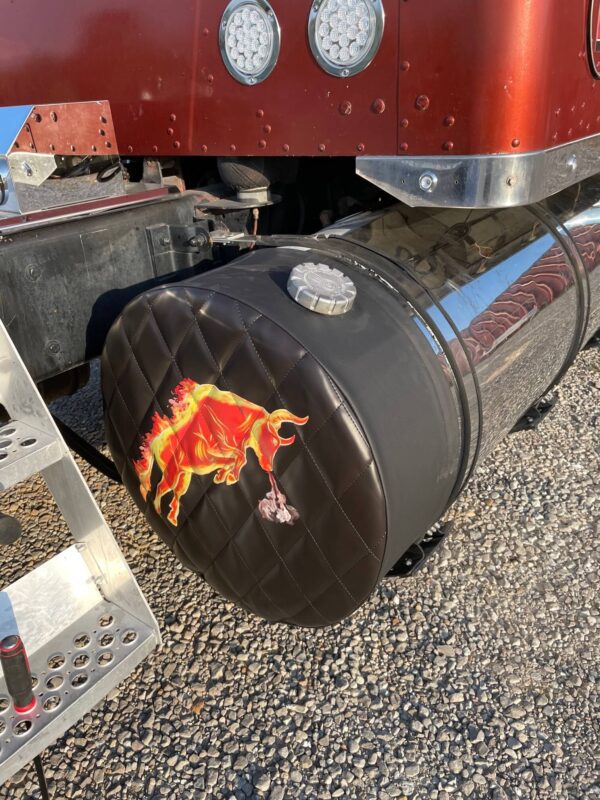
[
  {"xmin": 12, "ymin": 101, "xmax": 118, "ymax": 156},
  {"xmin": 0, "ymin": 0, "xmax": 598, "ymax": 157},
  {"xmin": 398, "ymin": 0, "xmax": 600, "ymax": 156}
]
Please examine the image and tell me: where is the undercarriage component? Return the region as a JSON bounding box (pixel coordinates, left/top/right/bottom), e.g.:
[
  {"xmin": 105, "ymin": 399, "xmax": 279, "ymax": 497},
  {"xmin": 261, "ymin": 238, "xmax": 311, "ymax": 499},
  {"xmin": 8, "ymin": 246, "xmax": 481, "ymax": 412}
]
[
  {"xmin": 510, "ymin": 392, "xmax": 558, "ymax": 433},
  {"xmin": 102, "ymin": 177, "xmax": 599, "ymax": 627},
  {"xmin": 217, "ymin": 157, "xmax": 296, "ymax": 206},
  {"xmin": 0, "ymin": 192, "xmax": 214, "ymax": 382},
  {"xmin": 387, "ymin": 522, "xmax": 452, "ymax": 578},
  {"xmin": 37, "ymin": 365, "xmax": 90, "ymax": 405}
]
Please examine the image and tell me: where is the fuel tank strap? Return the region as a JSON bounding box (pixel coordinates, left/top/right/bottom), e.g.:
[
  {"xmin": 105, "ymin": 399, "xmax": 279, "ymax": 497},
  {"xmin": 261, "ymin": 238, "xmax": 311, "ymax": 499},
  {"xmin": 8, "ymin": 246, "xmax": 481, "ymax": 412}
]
[{"xmin": 528, "ymin": 203, "xmax": 592, "ymax": 390}]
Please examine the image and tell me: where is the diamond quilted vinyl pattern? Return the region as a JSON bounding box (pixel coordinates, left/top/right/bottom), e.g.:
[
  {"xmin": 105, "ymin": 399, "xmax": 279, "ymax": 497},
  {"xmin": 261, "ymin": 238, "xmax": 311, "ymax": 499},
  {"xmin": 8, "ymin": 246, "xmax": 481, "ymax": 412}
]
[{"xmin": 102, "ymin": 287, "xmax": 386, "ymax": 626}]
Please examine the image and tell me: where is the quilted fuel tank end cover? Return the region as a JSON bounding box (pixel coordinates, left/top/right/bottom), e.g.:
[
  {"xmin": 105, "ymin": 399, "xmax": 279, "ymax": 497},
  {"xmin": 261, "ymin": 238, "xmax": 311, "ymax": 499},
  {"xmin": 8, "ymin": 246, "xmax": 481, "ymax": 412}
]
[{"xmin": 102, "ymin": 284, "xmax": 387, "ymax": 627}]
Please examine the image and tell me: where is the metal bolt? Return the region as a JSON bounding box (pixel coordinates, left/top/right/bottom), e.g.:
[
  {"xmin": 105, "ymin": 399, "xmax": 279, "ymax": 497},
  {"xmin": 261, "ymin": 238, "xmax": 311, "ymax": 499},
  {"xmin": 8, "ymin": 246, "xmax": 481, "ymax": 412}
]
[
  {"xmin": 188, "ymin": 234, "xmax": 208, "ymax": 248},
  {"xmin": 418, "ymin": 171, "xmax": 438, "ymax": 193},
  {"xmin": 46, "ymin": 341, "xmax": 61, "ymax": 355},
  {"xmin": 160, "ymin": 236, "xmax": 171, "ymax": 247},
  {"xmin": 567, "ymin": 154, "xmax": 578, "ymax": 172},
  {"xmin": 21, "ymin": 162, "xmax": 34, "ymax": 177}
]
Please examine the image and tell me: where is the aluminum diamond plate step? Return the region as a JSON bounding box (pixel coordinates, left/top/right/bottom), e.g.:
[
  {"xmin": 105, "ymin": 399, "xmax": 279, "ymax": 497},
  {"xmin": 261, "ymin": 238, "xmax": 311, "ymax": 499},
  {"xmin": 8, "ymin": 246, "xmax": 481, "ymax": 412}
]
[
  {"xmin": 0, "ymin": 548, "xmax": 158, "ymax": 783},
  {"xmin": 0, "ymin": 420, "xmax": 63, "ymax": 491},
  {"xmin": 0, "ymin": 317, "xmax": 160, "ymax": 786}
]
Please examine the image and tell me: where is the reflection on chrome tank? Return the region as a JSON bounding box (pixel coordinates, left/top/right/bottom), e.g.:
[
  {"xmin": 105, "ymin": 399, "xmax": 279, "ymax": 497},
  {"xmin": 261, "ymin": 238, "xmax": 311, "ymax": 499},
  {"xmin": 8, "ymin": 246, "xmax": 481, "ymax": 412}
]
[{"xmin": 323, "ymin": 177, "xmax": 600, "ymax": 472}]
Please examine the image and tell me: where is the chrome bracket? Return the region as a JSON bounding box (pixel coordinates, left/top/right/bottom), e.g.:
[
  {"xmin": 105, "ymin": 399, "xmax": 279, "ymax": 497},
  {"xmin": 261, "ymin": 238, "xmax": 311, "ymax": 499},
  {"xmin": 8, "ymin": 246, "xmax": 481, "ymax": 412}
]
[{"xmin": 357, "ymin": 133, "xmax": 600, "ymax": 209}]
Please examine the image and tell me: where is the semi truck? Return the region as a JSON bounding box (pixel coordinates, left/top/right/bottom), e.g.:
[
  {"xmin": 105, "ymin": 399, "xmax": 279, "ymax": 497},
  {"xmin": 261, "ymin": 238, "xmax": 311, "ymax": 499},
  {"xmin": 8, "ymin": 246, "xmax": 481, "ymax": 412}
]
[{"xmin": 0, "ymin": 0, "xmax": 599, "ymax": 785}]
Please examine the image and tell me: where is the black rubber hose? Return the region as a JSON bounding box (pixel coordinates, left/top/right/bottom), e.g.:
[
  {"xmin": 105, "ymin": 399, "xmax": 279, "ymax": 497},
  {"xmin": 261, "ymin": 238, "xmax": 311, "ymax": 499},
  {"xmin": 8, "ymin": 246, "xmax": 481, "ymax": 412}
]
[{"xmin": 52, "ymin": 415, "xmax": 122, "ymax": 484}]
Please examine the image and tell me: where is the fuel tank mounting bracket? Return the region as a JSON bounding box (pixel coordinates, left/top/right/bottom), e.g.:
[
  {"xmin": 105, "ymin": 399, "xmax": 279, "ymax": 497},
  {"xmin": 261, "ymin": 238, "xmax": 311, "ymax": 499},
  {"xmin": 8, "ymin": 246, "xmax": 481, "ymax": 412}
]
[
  {"xmin": 146, "ymin": 222, "xmax": 212, "ymax": 273},
  {"xmin": 510, "ymin": 392, "xmax": 558, "ymax": 434},
  {"xmin": 386, "ymin": 522, "xmax": 453, "ymax": 578}
]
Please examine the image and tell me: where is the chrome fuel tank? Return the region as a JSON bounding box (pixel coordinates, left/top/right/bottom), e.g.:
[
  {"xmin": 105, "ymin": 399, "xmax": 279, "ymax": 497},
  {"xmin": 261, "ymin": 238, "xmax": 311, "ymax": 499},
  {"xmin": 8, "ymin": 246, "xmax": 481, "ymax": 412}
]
[{"xmin": 322, "ymin": 177, "xmax": 600, "ymax": 486}]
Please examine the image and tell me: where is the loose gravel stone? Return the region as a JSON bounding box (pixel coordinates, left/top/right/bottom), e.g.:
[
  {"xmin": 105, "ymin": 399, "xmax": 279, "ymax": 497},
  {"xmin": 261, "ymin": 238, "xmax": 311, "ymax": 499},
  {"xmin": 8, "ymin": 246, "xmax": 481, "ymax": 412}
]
[{"xmin": 0, "ymin": 349, "xmax": 597, "ymax": 800}]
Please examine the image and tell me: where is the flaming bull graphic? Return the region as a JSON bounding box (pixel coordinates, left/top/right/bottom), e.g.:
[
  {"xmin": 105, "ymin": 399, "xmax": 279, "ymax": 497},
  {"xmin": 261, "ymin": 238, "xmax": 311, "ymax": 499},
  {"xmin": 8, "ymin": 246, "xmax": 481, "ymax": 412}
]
[{"xmin": 133, "ymin": 379, "xmax": 308, "ymax": 526}]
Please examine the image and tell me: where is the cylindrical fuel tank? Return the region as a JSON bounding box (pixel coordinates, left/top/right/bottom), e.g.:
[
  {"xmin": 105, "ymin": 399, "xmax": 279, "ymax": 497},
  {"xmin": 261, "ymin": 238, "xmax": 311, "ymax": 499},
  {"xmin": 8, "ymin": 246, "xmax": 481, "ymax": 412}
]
[{"xmin": 102, "ymin": 179, "xmax": 600, "ymax": 627}]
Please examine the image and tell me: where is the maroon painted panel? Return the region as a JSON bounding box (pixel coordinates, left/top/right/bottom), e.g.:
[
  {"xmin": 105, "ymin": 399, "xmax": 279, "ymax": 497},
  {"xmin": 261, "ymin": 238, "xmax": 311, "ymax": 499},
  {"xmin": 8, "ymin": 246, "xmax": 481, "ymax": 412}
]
[
  {"xmin": 0, "ymin": 0, "xmax": 599, "ymax": 157},
  {"xmin": 397, "ymin": 0, "xmax": 600, "ymax": 156},
  {"xmin": 0, "ymin": 0, "xmax": 398, "ymax": 157},
  {"xmin": 11, "ymin": 101, "xmax": 118, "ymax": 156}
]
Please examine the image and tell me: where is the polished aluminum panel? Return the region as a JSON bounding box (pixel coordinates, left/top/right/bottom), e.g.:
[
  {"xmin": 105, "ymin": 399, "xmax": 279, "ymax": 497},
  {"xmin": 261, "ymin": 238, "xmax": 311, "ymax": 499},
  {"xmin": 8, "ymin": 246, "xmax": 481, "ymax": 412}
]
[{"xmin": 357, "ymin": 133, "xmax": 600, "ymax": 209}]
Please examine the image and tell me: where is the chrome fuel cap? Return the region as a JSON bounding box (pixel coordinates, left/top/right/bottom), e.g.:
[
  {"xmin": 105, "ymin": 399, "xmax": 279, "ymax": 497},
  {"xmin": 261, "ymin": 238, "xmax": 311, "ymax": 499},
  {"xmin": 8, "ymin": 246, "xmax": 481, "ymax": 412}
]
[{"xmin": 287, "ymin": 262, "xmax": 357, "ymax": 316}]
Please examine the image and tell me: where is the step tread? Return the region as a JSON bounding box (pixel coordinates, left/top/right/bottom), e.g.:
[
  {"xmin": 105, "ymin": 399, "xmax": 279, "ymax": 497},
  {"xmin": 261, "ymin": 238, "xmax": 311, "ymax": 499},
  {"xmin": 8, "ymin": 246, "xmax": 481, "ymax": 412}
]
[{"xmin": 0, "ymin": 420, "xmax": 63, "ymax": 490}]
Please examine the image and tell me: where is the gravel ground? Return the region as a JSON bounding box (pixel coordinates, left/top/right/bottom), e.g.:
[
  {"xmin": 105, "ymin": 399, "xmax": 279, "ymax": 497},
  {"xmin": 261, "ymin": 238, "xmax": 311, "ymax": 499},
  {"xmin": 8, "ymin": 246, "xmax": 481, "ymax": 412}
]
[{"xmin": 0, "ymin": 347, "xmax": 598, "ymax": 800}]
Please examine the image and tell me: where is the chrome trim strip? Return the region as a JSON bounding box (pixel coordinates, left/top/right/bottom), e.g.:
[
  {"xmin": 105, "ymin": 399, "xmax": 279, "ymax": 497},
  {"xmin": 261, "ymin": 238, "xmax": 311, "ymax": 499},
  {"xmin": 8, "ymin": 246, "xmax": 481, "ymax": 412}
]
[
  {"xmin": 357, "ymin": 134, "xmax": 600, "ymax": 209},
  {"xmin": 529, "ymin": 203, "xmax": 591, "ymax": 378},
  {"xmin": 589, "ymin": 0, "xmax": 600, "ymax": 79}
]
